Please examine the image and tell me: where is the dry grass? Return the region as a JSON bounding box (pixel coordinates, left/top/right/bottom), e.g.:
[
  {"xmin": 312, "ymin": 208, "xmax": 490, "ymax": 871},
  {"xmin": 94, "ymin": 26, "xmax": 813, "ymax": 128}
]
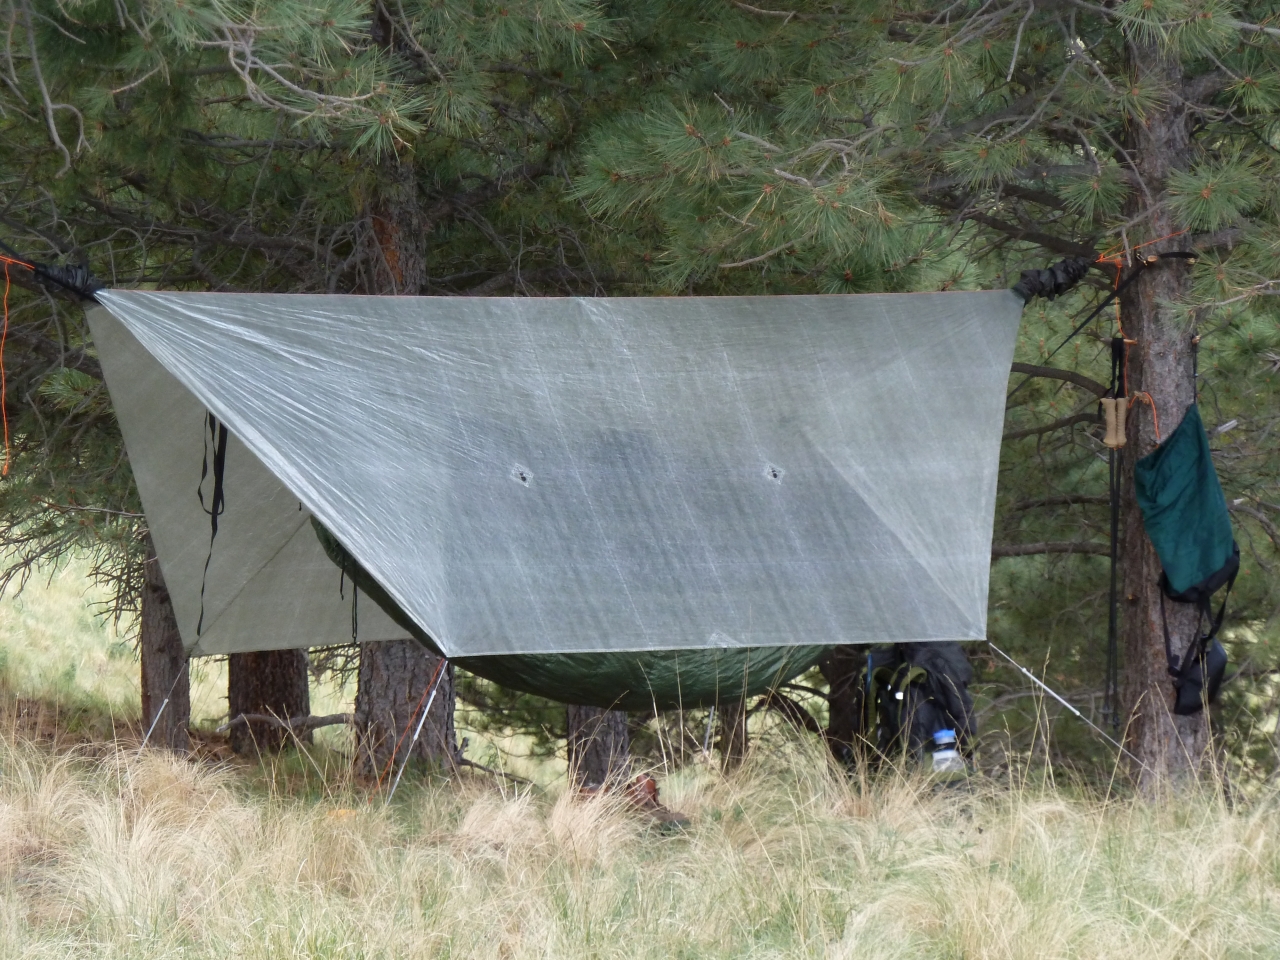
[
  {"xmin": 0, "ymin": 735, "xmax": 1278, "ymax": 958},
  {"xmin": 4, "ymin": 562, "xmax": 1280, "ymax": 957},
  {"xmin": 0, "ymin": 557, "xmax": 355, "ymax": 747}
]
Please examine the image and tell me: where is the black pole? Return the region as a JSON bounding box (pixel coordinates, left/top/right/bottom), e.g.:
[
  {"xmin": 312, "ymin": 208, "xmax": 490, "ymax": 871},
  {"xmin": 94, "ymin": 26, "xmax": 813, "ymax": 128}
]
[{"xmin": 1106, "ymin": 448, "xmax": 1121, "ymax": 733}]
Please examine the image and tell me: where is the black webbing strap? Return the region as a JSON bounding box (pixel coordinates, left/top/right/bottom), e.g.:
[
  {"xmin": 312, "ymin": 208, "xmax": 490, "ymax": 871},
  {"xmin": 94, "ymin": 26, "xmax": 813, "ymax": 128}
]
[
  {"xmin": 196, "ymin": 412, "xmax": 229, "ymax": 635},
  {"xmin": 1105, "ymin": 447, "xmax": 1121, "ymax": 732},
  {"xmin": 1160, "ymin": 571, "xmax": 1236, "ymax": 680}
]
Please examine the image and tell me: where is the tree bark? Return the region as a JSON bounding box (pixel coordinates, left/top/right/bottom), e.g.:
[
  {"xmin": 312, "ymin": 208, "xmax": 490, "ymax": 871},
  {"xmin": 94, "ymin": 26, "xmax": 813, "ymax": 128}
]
[
  {"xmin": 1118, "ymin": 42, "xmax": 1209, "ymax": 787},
  {"xmin": 819, "ymin": 646, "xmax": 865, "ymax": 765},
  {"xmin": 227, "ymin": 650, "xmax": 310, "ymax": 755},
  {"xmin": 353, "ymin": 639, "xmax": 456, "ymax": 781},
  {"xmin": 354, "ymin": 158, "xmax": 456, "ymax": 771},
  {"xmin": 369, "ymin": 155, "xmax": 428, "ymax": 295},
  {"xmin": 566, "ymin": 705, "xmax": 631, "ymax": 788},
  {"xmin": 717, "ymin": 697, "xmax": 749, "ymax": 770},
  {"xmin": 139, "ymin": 536, "xmax": 189, "ymax": 752}
]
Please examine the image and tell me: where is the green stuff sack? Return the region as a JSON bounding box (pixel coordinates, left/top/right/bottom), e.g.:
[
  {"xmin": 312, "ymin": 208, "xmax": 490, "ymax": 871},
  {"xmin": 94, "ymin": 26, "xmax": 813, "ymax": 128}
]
[
  {"xmin": 1134, "ymin": 404, "xmax": 1236, "ymax": 600},
  {"xmin": 1134, "ymin": 404, "xmax": 1237, "ymax": 714}
]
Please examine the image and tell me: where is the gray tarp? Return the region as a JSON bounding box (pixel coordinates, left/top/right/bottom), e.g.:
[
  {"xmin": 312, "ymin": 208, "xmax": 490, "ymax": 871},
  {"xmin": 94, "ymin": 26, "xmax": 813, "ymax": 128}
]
[{"xmin": 87, "ymin": 290, "xmax": 1023, "ymax": 658}]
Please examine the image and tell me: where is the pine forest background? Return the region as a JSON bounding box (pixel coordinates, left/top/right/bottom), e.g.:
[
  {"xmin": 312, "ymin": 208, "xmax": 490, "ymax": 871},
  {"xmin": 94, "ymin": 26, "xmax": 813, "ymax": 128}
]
[{"xmin": 1, "ymin": 0, "xmax": 1279, "ymax": 783}]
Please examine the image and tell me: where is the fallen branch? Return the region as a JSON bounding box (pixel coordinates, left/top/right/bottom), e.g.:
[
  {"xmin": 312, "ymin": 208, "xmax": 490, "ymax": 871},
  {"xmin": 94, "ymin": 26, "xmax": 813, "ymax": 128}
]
[
  {"xmin": 216, "ymin": 712, "xmax": 351, "ymax": 734},
  {"xmin": 457, "ymin": 757, "xmax": 534, "ymax": 786},
  {"xmin": 755, "ymin": 690, "xmax": 823, "ymax": 735}
]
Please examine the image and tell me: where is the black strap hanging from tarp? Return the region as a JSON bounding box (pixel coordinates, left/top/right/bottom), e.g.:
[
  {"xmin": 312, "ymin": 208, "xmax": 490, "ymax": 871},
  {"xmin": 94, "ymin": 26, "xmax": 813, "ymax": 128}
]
[{"xmin": 196, "ymin": 411, "xmax": 229, "ymax": 635}]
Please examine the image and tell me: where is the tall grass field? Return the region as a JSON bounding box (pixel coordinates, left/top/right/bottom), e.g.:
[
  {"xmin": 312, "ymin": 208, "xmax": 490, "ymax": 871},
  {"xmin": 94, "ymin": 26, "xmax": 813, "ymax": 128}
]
[{"xmin": 4, "ymin": 564, "xmax": 1280, "ymax": 958}]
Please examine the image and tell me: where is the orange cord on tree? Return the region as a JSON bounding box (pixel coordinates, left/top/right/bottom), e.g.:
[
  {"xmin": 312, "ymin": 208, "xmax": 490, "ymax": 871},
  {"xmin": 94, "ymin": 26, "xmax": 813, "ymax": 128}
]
[
  {"xmin": 1096, "ymin": 229, "xmax": 1188, "ymax": 265},
  {"xmin": 0, "ymin": 252, "xmax": 42, "ymax": 479},
  {"xmin": 1, "ymin": 260, "xmax": 10, "ymax": 477},
  {"xmin": 1092, "ymin": 232, "xmax": 1194, "ymax": 446},
  {"xmin": 0, "ymin": 250, "xmax": 99, "ymax": 478},
  {"xmin": 1128, "ymin": 391, "xmax": 1161, "ymax": 443}
]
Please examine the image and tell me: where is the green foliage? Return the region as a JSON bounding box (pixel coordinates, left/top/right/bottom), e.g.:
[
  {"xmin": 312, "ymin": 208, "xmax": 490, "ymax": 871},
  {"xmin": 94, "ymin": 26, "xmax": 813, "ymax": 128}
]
[
  {"xmin": 2, "ymin": 0, "xmax": 1280, "ymax": 779},
  {"xmin": 1168, "ymin": 154, "xmax": 1268, "ymax": 231}
]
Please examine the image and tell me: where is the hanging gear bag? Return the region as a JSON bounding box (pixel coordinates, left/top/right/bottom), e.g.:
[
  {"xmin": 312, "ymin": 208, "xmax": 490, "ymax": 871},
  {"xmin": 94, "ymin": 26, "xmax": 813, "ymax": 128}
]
[{"xmin": 1134, "ymin": 404, "xmax": 1237, "ymax": 715}]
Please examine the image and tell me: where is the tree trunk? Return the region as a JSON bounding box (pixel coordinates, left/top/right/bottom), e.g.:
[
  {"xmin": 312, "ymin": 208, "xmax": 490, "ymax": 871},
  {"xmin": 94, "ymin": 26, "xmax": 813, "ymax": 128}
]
[
  {"xmin": 353, "ymin": 639, "xmax": 456, "ymax": 781},
  {"xmin": 139, "ymin": 537, "xmax": 189, "ymax": 752},
  {"xmin": 1118, "ymin": 42, "xmax": 1208, "ymax": 787},
  {"xmin": 717, "ymin": 697, "xmax": 749, "ymax": 770},
  {"xmin": 820, "ymin": 646, "xmax": 865, "ymax": 766},
  {"xmin": 349, "ymin": 56, "xmax": 458, "ymax": 775},
  {"xmin": 227, "ymin": 650, "xmax": 310, "ymax": 755},
  {"xmin": 566, "ymin": 705, "xmax": 631, "ymax": 788},
  {"xmin": 366, "ymin": 11, "xmax": 427, "ymax": 299}
]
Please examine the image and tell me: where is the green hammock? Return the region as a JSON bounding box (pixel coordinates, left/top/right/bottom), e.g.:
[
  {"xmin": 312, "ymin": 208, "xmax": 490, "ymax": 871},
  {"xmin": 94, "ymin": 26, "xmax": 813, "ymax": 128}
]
[{"xmin": 312, "ymin": 520, "xmax": 829, "ymax": 710}]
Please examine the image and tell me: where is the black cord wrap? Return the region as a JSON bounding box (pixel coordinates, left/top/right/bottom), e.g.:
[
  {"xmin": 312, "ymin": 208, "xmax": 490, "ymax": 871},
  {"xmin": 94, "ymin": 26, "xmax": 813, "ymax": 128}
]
[
  {"xmin": 1011, "ymin": 255, "xmax": 1095, "ymax": 303},
  {"xmin": 0, "ymin": 238, "xmax": 102, "ymax": 301}
]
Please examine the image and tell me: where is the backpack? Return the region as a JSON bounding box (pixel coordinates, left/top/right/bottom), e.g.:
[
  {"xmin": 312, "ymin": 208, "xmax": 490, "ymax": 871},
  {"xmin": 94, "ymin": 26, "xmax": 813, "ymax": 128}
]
[{"xmin": 863, "ymin": 642, "xmax": 976, "ymax": 759}]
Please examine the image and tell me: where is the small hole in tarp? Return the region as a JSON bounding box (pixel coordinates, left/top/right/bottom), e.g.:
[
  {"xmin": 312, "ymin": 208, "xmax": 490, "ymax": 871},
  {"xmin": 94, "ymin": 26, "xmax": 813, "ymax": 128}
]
[{"xmin": 765, "ymin": 464, "xmax": 783, "ymax": 483}]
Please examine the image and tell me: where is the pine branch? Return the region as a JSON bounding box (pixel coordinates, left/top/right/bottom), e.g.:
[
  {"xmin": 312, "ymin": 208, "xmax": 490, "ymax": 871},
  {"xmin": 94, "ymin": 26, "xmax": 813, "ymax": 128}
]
[
  {"xmin": 728, "ymin": 2, "xmax": 811, "ymax": 20},
  {"xmin": 1012, "ymin": 494, "xmax": 1110, "ymax": 511},
  {"xmin": 947, "ymin": 205, "xmax": 1097, "ymax": 258},
  {"xmin": 1228, "ymin": 503, "xmax": 1280, "ymax": 550},
  {"xmin": 991, "ymin": 541, "xmax": 1109, "ymax": 559},
  {"xmin": 1226, "ymin": 19, "xmax": 1280, "ymax": 41},
  {"xmin": 1004, "ymin": 411, "xmax": 1101, "ymax": 440},
  {"xmin": 1010, "ymin": 362, "xmax": 1108, "ymax": 397}
]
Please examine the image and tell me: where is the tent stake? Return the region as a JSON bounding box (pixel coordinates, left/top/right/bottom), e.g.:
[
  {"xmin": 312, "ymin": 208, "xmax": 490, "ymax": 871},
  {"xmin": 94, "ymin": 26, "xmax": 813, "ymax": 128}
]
[
  {"xmin": 139, "ymin": 697, "xmax": 169, "ymax": 752},
  {"xmin": 386, "ymin": 660, "xmax": 449, "ymax": 804},
  {"xmin": 986, "ymin": 641, "xmax": 1146, "ymax": 771}
]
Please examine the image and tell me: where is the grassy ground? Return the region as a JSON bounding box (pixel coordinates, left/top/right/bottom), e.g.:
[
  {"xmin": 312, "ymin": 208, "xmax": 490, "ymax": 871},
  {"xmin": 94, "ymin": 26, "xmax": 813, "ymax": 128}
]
[
  {"xmin": 4, "ymin": 564, "xmax": 1280, "ymax": 957},
  {"xmin": 0, "ymin": 558, "xmax": 357, "ymax": 748},
  {"xmin": 3, "ymin": 736, "xmax": 1280, "ymax": 958}
]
